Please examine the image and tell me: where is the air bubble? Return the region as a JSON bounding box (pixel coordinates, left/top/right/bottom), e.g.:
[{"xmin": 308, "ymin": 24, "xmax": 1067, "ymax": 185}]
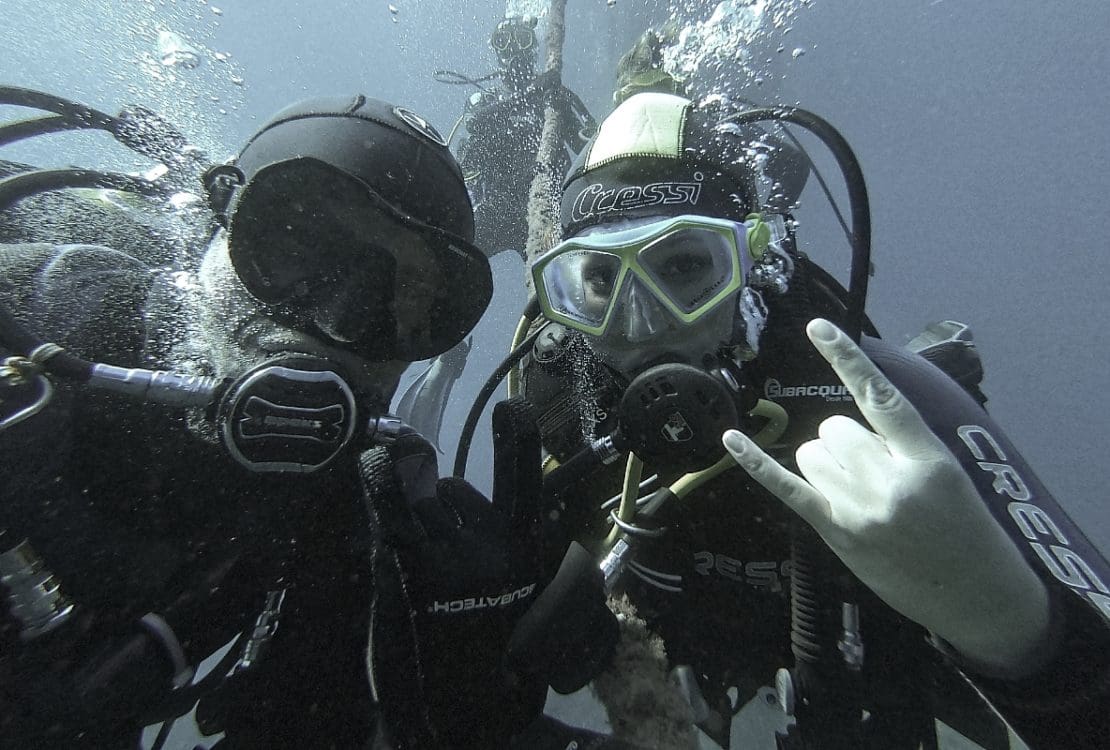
[{"xmin": 156, "ymin": 30, "xmax": 201, "ymax": 69}]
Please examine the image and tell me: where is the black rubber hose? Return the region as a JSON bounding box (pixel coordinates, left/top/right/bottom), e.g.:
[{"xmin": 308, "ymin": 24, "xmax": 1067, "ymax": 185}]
[
  {"xmin": 0, "ymin": 298, "xmax": 94, "ymax": 381},
  {"xmin": 787, "ymin": 521, "xmax": 863, "ymax": 749},
  {"xmin": 0, "ymin": 168, "xmax": 167, "ymax": 214},
  {"xmin": 452, "ymin": 297, "xmax": 542, "ymax": 478},
  {"xmin": 452, "ymin": 327, "xmax": 543, "ymax": 478},
  {"xmin": 0, "ymin": 87, "xmax": 208, "ymax": 170},
  {"xmin": 722, "ymin": 107, "xmax": 871, "ymax": 343},
  {"xmin": 788, "ymin": 522, "xmax": 834, "ymax": 666},
  {"xmin": 0, "ymin": 86, "xmax": 118, "ymax": 131},
  {"xmin": 0, "ymin": 115, "xmax": 92, "ymax": 148},
  {"xmin": 541, "ymin": 433, "xmax": 628, "ymax": 497}
]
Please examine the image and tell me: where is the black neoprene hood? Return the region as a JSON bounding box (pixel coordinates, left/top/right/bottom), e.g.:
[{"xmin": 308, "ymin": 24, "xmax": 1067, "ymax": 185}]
[
  {"xmin": 233, "ymin": 94, "xmax": 475, "ymax": 244},
  {"xmin": 559, "ymin": 95, "xmax": 759, "ymax": 238}
]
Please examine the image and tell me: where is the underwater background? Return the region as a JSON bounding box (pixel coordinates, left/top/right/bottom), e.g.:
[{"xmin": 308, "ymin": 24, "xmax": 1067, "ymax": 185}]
[{"xmin": 1, "ymin": 1, "xmax": 1107, "ymax": 747}]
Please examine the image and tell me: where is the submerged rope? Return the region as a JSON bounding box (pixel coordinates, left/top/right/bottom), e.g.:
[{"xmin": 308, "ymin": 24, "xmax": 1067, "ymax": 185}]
[{"xmin": 522, "ymin": 0, "xmax": 569, "ymax": 292}]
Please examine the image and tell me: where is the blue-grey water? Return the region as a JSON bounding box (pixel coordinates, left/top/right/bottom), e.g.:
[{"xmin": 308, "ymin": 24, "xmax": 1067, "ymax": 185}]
[{"xmin": 2, "ymin": 1, "xmax": 1107, "ymax": 747}]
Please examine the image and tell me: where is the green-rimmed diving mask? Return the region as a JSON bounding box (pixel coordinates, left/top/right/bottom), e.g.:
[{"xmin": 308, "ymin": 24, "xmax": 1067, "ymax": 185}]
[{"xmin": 533, "ymin": 214, "xmax": 770, "ymax": 341}]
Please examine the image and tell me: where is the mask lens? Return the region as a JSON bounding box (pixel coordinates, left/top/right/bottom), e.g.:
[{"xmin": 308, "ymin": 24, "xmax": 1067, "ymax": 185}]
[
  {"xmin": 540, "ymin": 249, "xmax": 622, "ymax": 330},
  {"xmin": 638, "ymin": 226, "xmax": 738, "ymax": 314},
  {"xmin": 516, "ymin": 28, "xmax": 534, "ymax": 50},
  {"xmin": 230, "ymin": 163, "xmax": 358, "ymax": 305},
  {"xmin": 492, "ymin": 30, "xmax": 511, "ymax": 51},
  {"xmin": 229, "ymin": 158, "xmax": 492, "ymax": 360}
]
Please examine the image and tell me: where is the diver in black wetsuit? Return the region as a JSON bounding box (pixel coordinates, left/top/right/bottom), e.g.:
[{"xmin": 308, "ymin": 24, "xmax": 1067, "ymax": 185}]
[
  {"xmin": 514, "ymin": 92, "xmax": 1110, "ymax": 749},
  {"xmin": 446, "ymin": 15, "xmax": 595, "ymax": 258},
  {"xmin": 0, "ymin": 87, "xmax": 632, "ymax": 750},
  {"xmin": 0, "ymin": 90, "xmax": 501, "ymax": 747}
]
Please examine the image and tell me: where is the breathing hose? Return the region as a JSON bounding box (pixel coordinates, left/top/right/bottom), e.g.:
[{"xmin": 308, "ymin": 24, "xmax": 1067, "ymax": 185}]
[
  {"xmin": 452, "ymin": 297, "xmax": 542, "ymax": 478},
  {"xmin": 722, "ymin": 106, "xmax": 870, "ymax": 343}
]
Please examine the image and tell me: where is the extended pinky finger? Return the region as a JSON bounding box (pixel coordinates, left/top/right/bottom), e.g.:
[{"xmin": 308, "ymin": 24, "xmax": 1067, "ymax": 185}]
[{"xmin": 723, "ymin": 429, "xmax": 832, "ymax": 529}]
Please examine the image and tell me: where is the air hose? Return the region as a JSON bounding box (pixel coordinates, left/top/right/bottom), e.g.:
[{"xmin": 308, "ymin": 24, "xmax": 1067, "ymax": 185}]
[
  {"xmin": 0, "ymin": 168, "xmax": 171, "ymax": 214},
  {"xmin": 0, "ymin": 86, "xmax": 210, "ymax": 222},
  {"xmin": 0, "ymin": 86, "xmax": 209, "ymax": 169},
  {"xmin": 780, "ymin": 520, "xmax": 863, "ymax": 749},
  {"xmin": 721, "ymin": 106, "xmax": 870, "ymax": 343},
  {"xmin": 452, "ymin": 297, "xmax": 542, "ymax": 478}
]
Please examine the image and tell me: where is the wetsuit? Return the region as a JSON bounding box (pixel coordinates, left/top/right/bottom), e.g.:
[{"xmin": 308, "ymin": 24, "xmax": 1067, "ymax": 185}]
[
  {"xmin": 0, "ymin": 241, "xmax": 379, "ymax": 748},
  {"xmin": 521, "ymin": 258, "xmax": 1110, "ymax": 749},
  {"xmin": 457, "ymin": 77, "xmax": 591, "ymax": 256}
]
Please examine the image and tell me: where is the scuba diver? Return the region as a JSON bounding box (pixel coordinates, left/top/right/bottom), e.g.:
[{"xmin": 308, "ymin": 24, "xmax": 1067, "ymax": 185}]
[
  {"xmin": 0, "ymin": 85, "xmax": 637, "ymax": 750},
  {"xmin": 438, "ymin": 15, "xmax": 596, "ymax": 258},
  {"xmin": 0, "ymin": 87, "xmax": 546, "ymax": 748},
  {"xmin": 493, "ymin": 92, "xmax": 1110, "ymax": 748}
]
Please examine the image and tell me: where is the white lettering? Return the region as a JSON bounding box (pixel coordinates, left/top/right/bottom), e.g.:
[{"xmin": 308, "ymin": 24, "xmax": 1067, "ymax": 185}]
[
  {"xmin": 427, "ymin": 583, "xmax": 537, "ymax": 615},
  {"xmin": 1031, "ymin": 543, "xmax": 1109, "ymax": 594},
  {"xmin": 570, "ymin": 178, "xmax": 705, "ymax": 223},
  {"xmin": 763, "ymin": 378, "xmax": 851, "ymax": 402},
  {"xmin": 1087, "ymin": 592, "xmax": 1110, "ymax": 620},
  {"xmin": 957, "ymin": 425, "xmax": 1007, "ymax": 462},
  {"xmin": 959, "ymin": 426, "xmax": 1110, "ymax": 624},
  {"xmin": 1009, "ymin": 502, "xmax": 1069, "ymax": 544},
  {"xmin": 976, "ymin": 461, "xmax": 1032, "ymax": 501}
]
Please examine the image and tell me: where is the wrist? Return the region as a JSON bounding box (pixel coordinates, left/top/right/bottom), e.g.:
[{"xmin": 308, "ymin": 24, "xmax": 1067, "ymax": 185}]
[{"xmin": 931, "ymin": 578, "xmax": 1055, "ymax": 681}]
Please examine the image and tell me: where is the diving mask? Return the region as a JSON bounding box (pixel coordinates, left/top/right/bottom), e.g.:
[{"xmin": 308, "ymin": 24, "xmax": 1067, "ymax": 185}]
[
  {"xmin": 228, "ymin": 157, "xmax": 492, "ymax": 361},
  {"xmin": 491, "ymin": 20, "xmax": 536, "ymax": 55},
  {"xmin": 533, "ymin": 214, "xmax": 771, "ymax": 340}
]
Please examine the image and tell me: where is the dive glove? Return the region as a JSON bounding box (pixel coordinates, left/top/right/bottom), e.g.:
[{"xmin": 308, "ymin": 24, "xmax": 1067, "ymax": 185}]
[{"xmin": 361, "ymin": 397, "xmax": 617, "ymax": 749}]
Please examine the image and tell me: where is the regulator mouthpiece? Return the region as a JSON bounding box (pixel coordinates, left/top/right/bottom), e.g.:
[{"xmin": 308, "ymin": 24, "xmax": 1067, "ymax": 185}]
[{"xmin": 617, "ymin": 362, "xmax": 739, "ymax": 472}]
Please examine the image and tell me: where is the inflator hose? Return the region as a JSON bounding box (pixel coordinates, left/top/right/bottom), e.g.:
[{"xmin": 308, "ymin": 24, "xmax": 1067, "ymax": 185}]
[
  {"xmin": 0, "ymin": 298, "xmax": 94, "ymax": 381},
  {"xmin": 722, "ymin": 107, "xmax": 871, "ymax": 343},
  {"xmin": 787, "ymin": 521, "xmax": 862, "ymax": 748},
  {"xmin": 0, "ymin": 169, "xmax": 168, "ymax": 214},
  {"xmin": 452, "ymin": 296, "xmax": 543, "ymax": 478}
]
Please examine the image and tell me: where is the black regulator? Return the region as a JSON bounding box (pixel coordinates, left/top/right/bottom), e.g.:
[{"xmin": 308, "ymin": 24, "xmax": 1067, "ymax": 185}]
[
  {"xmin": 0, "ymin": 296, "xmax": 408, "ymax": 474},
  {"xmin": 616, "ymin": 361, "xmax": 742, "ymax": 471}
]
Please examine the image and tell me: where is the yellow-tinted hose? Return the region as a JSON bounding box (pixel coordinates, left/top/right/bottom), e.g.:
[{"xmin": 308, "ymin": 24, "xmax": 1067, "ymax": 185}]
[
  {"xmin": 506, "ymin": 313, "xmax": 534, "ymax": 399},
  {"xmin": 605, "ymin": 453, "xmax": 644, "ymax": 547},
  {"xmin": 607, "ymin": 398, "xmax": 790, "ymax": 543}
]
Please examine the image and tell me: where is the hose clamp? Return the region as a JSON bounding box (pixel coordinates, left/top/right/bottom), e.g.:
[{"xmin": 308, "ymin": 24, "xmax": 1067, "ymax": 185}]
[{"xmin": 0, "ymin": 538, "xmax": 75, "ymax": 640}]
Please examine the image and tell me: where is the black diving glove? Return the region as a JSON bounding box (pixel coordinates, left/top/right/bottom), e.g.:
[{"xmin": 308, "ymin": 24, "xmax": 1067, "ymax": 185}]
[{"xmin": 361, "ymin": 398, "xmax": 617, "ymax": 749}]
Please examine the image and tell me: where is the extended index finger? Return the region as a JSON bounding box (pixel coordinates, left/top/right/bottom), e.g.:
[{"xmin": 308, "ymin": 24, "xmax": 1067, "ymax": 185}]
[{"xmin": 806, "ymin": 318, "xmax": 941, "ymax": 458}]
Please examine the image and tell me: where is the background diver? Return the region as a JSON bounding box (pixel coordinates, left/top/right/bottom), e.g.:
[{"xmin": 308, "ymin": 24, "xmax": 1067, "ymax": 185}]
[
  {"xmin": 436, "ymin": 14, "xmax": 596, "ymax": 259},
  {"xmin": 396, "ymin": 13, "xmax": 600, "ymax": 450}
]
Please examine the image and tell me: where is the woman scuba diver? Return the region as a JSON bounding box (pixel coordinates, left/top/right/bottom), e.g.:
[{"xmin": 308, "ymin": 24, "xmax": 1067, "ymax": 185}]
[{"xmin": 506, "ymin": 91, "xmax": 1110, "ymax": 749}]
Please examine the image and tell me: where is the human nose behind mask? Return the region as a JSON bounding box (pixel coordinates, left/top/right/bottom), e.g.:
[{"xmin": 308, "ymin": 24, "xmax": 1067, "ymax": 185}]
[
  {"xmin": 533, "ymin": 214, "xmax": 774, "ymax": 470},
  {"xmin": 615, "ymin": 276, "xmax": 672, "ymax": 344},
  {"xmin": 228, "ymin": 157, "xmax": 487, "ymax": 363}
]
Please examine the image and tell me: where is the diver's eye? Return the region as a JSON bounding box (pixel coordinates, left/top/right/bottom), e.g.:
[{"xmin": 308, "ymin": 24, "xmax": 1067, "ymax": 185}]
[{"xmin": 584, "ymin": 266, "xmax": 616, "ymax": 295}]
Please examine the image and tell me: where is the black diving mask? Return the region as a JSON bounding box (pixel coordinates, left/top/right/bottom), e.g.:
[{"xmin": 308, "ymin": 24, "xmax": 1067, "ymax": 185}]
[
  {"xmin": 491, "ymin": 22, "xmax": 535, "ymax": 54},
  {"xmin": 228, "ymin": 158, "xmax": 493, "ymax": 361}
]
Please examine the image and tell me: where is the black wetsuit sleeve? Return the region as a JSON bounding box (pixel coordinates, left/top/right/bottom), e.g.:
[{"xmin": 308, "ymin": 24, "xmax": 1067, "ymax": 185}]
[{"xmin": 862, "ymin": 336, "xmax": 1110, "ymax": 748}]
